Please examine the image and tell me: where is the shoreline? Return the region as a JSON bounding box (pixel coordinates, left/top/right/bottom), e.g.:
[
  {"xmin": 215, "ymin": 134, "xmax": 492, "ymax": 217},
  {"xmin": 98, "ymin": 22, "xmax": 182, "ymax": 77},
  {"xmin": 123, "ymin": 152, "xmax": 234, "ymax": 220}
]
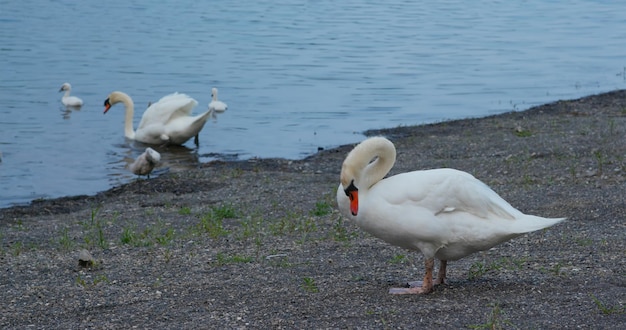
[
  {"xmin": 0, "ymin": 88, "xmax": 620, "ymax": 213},
  {"xmin": 1, "ymin": 90, "xmax": 624, "ymax": 328}
]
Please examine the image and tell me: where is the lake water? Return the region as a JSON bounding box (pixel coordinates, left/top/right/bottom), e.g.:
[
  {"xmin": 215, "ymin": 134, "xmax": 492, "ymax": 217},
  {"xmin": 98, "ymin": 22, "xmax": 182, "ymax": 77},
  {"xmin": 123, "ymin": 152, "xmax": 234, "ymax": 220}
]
[{"xmin": 1, "ymin": 0, "xmax": 624, "ymax": 208}]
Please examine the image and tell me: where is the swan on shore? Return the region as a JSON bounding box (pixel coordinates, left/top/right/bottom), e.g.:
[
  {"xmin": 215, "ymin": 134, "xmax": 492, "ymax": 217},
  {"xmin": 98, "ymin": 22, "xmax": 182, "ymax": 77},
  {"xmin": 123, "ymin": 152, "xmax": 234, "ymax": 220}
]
[
  {"xmin": 59, "ymin": 83, "xmax": 83, "ymax": 107},
  {"xmin": 337, "ymin": 136, "xmax": 566, "ymax": 294},
  {"xmin": 104, "ymin": 91, "xmax": 213, "ymax": 146},
  {"xmin": 129, "ymin": 147, "xmax": 161, "ymax": 177}
]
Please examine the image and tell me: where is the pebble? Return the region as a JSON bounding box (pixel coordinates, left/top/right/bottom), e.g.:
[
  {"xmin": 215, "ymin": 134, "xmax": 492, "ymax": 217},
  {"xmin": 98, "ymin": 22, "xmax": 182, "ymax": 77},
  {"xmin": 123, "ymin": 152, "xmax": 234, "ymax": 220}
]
[{"xmin": 78, "ymin": 249, "xmax": 95, "ymax": 267}]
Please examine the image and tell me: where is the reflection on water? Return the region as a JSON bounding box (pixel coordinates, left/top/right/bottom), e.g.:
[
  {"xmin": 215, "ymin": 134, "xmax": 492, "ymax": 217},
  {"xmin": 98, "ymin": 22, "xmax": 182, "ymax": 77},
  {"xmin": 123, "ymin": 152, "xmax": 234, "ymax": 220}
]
[
  {"xmin": 0, "ymin": 0, "xmax": 624, "ymax": 208},
  {"xmin": 60, "ymin": 106, "xmax": 82, "ymax": 120}
]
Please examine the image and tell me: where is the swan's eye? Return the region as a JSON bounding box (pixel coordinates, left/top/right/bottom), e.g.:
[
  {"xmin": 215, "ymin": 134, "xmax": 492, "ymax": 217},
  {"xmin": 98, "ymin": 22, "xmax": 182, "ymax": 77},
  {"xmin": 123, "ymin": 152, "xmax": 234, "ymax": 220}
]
[{"xmin": 344, "ymin": 180, "xmax": 358, "ymax": 199}]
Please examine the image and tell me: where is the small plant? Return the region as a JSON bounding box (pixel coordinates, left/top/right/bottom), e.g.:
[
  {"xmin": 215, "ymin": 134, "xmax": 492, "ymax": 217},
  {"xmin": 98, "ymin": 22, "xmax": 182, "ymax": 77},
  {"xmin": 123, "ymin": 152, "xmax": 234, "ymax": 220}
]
[
  {"xmin": 574, "ymin": 237, "xmax": 593, "ymax": 247},
  {"xmin": 178, "ymin": 206, "xmax": 192, "ymax": 215},
  {"xmin": 58, "ymin": 227, "xmax": 75, "ymax": 250},
  {"xmin": 521, "ymin": 174, "xmax": 536, "ymax": 185},
  {"xmin": 590, "ymin": 294, "xmax": 625, "ymax": 315},
  {"xmin": 468, "ymin": 303, "xmax": 513, "ymax": 329},
  {"xmin": 310, "ymin": 201, "xmax": 332, "ymax": 216},
  {"xmin": 608, "ymin": 118, "xmax": 616, "ymax": 135},
  {"xmin": 76, "ymin": 274, "xmax": 87, "ymax": 288},
  {"xmin": 76, "ymin": 273, "xmax": 110, "ymax": 288},
  {"xmin": 297, "ymin": 217, "xmax": 318, "ymax": 234},
  {"xmin": 593, "ymin": 150, "xmax": 605, "ymax": 175},
  {"xmin": 330, "ymin": 216, "xmax": 351, "ymax": 242},
  {"xmin": 214, "ymin": 252, "xmax": 253, "ymax": 266},
  {"xmin": 82, "ymin": 207, "xmax": 108, "ymax": 249},
  {"xmin": 230, "ymin": 168, "xmax": 244, "ymax": 178},
  {"xmin": 238, "ymin": 215, "xmax": 265, "ymax": 241},
  {"xmin": 11, "ymin": 241, "xmax": 25, "ymax": 256},
  {"xmin": 468, "ymin": 261, "xmax": 488, "ymax": 280},
  {"xmin": 163, "ymin": 249, "xmax": 173, "ymax": 263},
  {"xmin": 468, "ymin": 257, "xmax": 525, "ymax": 280},
  {"xmin": 198, "ymin": 213, "xmax": 229, "ymax": 238},
  {"xmin": 212, "ymin": 204, "xmax": 237, "ymax": 219},
  {"xmin": 121, "ymin": 222, "xmax": 175, "ymax": 247},
  {"xmin": 514, "ymin": 129, "xmax": 532, "ymax": 137},
  {"xmin": 14, "ymin": 219, "xmax": 26, "ymax": 231},
  {"xmin": 389, "ymin": 254, "xmax": 407, "ymax": 264},
  {"xmin": 120, "ymin": 226, "xmax": 138, "ymax": 245},
  {"xmin": 302, "ymin": 277, "xmax": 319, "ymax": 293},
  {"xmin": 269, "ymin": 215, "xmax": 297, "ymax": 236},
  {"xmin": 265, "ymin": 253, "xmax": 292, "ymax": 268},
  {"xmin": 550, "ymin": 262, "xmax": 563, "ymax": 276},
  {"xmin": 195, "ymin": 204, "xmax": 237, "ymax": 238},
  {"xmin": 93, "ymin": 274, "xmax": 110, "ymax": 285},
  {"xmin": 155, "ymin": 228, "xmax": 175, "ymax": 245}
]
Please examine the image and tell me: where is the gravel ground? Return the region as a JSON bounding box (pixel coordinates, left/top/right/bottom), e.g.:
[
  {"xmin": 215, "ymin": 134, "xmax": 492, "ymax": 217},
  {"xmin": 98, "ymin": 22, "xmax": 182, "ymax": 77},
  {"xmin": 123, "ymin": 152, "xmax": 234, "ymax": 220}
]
[{"xmin": 1, "ymin": 91, "xmax": 625, "ymax": 329}]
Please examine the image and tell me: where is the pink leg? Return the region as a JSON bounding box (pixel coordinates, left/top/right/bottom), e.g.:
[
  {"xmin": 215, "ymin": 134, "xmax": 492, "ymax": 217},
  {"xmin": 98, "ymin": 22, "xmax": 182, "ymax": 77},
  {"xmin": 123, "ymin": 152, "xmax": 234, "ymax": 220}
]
[{"xmin": 389, "ymin": 258, "xmax": 435, "ymax": 294}]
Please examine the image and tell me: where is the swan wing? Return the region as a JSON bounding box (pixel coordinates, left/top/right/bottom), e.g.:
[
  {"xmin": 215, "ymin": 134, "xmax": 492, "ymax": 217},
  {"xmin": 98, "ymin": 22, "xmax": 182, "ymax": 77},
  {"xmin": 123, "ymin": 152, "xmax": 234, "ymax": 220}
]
[
  {"xmin": 162, "ymin": 111, "xmax": 212, "ymax": 145},
  {"xmin": 62, "ymin": 96, "xmax": 84, "ymax": 107},
  {"xmin": 138, "ymin": 93, "xmax": 198, "ymax": 129},
  {"xmin": 358, "ymin": 168, "xmax": 558, "ymax": 258},
  {"xmin": 379, "ymin": 168, "xmax": 519, "ymax": 221}
]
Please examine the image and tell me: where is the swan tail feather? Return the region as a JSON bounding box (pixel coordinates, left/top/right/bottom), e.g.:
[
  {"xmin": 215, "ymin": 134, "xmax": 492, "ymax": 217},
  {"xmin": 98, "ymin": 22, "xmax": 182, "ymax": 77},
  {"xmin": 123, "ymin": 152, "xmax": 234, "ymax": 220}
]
[{"xmin": 511, "ymin": 216, "xmax": 566, "ymax": 234}]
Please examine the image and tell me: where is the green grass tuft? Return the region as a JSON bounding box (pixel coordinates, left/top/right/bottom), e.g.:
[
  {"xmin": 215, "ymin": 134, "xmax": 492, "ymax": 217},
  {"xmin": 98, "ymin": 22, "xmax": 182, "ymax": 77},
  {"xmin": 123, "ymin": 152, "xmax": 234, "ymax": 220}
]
[
  {"xmin": 310, "ymin": 201, "xmax": 332, "ymax": 216},
  {"xmin": 302, "ymin": 277, "xmax": 319, "ymax": 293}
]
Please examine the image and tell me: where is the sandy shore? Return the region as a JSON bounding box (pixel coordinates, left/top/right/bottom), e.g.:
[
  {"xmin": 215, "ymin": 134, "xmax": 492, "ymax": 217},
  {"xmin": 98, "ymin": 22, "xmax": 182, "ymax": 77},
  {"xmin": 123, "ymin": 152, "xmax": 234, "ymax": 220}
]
[{"xmin": 1, "ymin": 90, "xmax": 625, "ymax": 329}]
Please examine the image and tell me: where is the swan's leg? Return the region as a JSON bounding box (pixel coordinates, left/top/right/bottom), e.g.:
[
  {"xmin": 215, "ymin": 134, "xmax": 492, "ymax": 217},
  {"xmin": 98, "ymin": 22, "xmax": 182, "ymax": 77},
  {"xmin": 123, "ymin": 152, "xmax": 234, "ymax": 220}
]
[
  {"xmin": 407, "ymin": 259, "xmax": 447, "ymax": 287},
  {"xmin": 194, "ymin": 134, "xmax": 199, "ymax": 146},
  {"xmin": 436, "ymin": 260, "xmax": 447, "ymax": 285},
  {"xmin": 389, "ymin": 258, "xmax": 434, "ymax": 294}
]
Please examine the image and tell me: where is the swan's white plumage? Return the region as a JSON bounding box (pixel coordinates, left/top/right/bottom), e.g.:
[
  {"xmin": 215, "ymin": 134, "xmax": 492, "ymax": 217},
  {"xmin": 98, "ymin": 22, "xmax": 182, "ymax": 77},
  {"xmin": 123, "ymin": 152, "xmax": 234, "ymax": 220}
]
[
  {"xmin": 337, "ymin": 136, "xmax": 565, "ymax": 294},
  {"xmin": 104, "ymin": 91, "xmax": 213, "ymax": 145},
  {"xmin": 129, "ymin": 147, "xmax": 160, "ymax": 177},
  {"xmin": 208, "ymin": 87, "xmax": 227, "ymax": 113},
  {"xmin": 59, "ymin": 83, "xmax": 83, "ymax": 107}
]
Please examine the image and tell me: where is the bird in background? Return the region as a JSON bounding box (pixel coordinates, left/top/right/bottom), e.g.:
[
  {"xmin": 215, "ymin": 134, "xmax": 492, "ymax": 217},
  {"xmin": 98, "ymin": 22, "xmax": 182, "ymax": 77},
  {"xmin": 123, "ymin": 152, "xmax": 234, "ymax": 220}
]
[
  {"xmin": 129, "ymin": 147, "xmax": 161, "ymax": 178},
  {"xmin": 208, "ymin": 87, "xmax": 228, "ymax": 114},
  {"xmin": 59, "ymin": 82, "xmax": 84, "ymax": 107},
  {"xmin": 104, "ymin": 91, "xmax": 213, "ymax": 146}
]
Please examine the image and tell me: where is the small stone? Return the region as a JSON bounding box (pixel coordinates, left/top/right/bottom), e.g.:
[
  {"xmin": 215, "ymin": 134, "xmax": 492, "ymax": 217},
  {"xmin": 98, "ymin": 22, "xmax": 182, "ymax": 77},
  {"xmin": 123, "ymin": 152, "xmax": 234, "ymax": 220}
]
[{"xmin": 78, "ymin": 249, "xmax": 95, "ymax": 268}]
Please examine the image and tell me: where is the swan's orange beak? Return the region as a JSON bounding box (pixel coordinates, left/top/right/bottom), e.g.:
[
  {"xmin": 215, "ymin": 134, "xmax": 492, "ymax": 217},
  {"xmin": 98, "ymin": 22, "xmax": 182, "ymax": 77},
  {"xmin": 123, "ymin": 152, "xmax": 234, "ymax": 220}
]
[
  {"xmin": 344, "ymin": 180, "xmax": 359, "ymax": 216},
  {"xmin": 103, "ymin": 98, "xmax": 111, "ymax": 114}
]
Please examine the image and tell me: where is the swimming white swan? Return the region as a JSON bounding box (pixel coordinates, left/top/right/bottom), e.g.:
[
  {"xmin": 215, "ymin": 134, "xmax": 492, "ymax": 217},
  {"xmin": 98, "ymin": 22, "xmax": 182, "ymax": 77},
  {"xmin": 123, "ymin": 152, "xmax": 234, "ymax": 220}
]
[
  {"xmin": 104, "ymin": 91, "xmax": 213, "ymax": 146},
  {"xmin": 59, "ymin": 83, "xmax": 84, "ymax": 107},
  {"xmin": 208, "ymin": 87, "xmax": 228, "ymax": 113},
  {"xmin": 129, "ymin": 147, "xmax": 161, "ymax": 177},
  {"xmin": 337, "ymin": 136, "xmax": 566, "ymax": 294}
]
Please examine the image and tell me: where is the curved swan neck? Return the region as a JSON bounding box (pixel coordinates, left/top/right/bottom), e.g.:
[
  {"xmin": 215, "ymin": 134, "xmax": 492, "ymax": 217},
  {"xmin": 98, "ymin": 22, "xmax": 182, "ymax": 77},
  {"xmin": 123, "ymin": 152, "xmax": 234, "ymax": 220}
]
[
  {"xmin": 121, "ymin": 95, "xmax": 136, "ymax": 140},
  {"xmin": 341, "ymin": 137, "xmax": 396, "ymax": 190},
  {"xmin": 109, "ymin": 92, "xmax": 136, "ymax": 140},
  {"xmin": 211, "ymin": 88, "xmax": 218, "ymax": 101},
  {"xmin": 63, "ymin": 90, "xmax": 71, "ymax": 98}
]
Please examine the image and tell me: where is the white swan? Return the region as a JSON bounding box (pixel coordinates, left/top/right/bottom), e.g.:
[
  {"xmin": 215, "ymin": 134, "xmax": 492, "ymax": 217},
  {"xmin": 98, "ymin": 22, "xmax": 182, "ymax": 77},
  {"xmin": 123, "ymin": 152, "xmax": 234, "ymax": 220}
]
[
  {"xmin": 129, "ymin": 147, "xmax": 161, "ymax": 177},
  {"xmin": 59, "ymin": 83, "xmax": 83, "ymax": 107},
  {"xmin": 208, "ymin": 87, "xmax": 228, "ymax": 113},
  {"xmin": 337, "ymin": 136, "xmax": 566, "ymax": 294},
  {"xmin": 104, "ymin": 91, "xmax": 213, "ymax": 146}
]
